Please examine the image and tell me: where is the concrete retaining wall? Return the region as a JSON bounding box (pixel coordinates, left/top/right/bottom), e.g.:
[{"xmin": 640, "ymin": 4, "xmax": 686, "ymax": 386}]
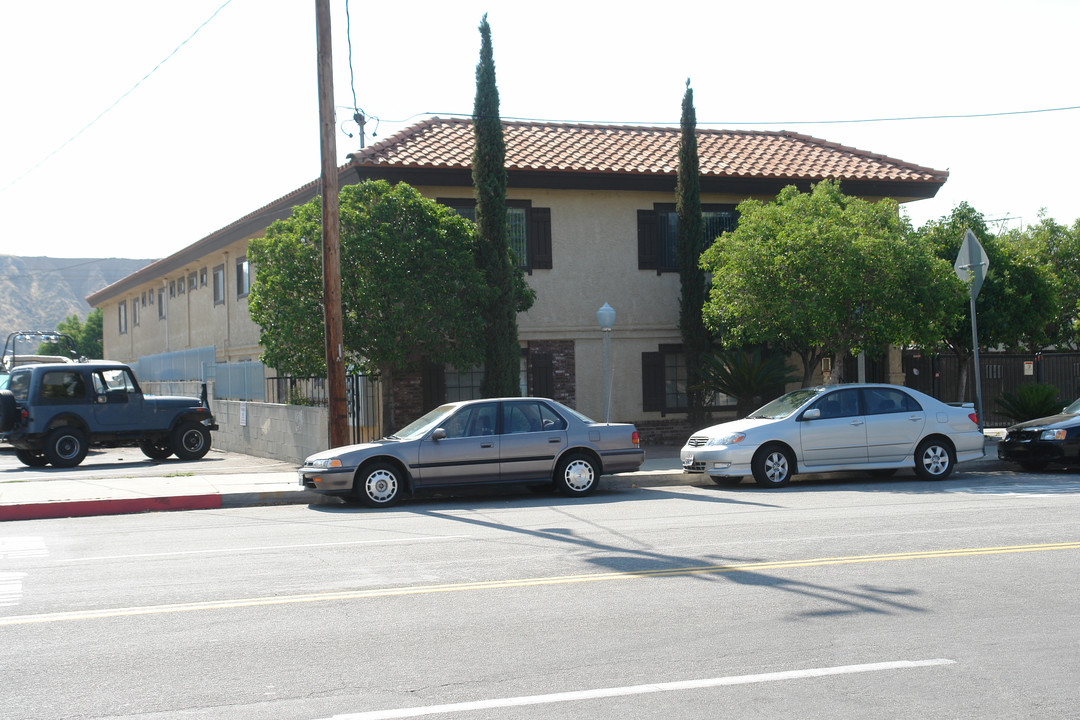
[{"xmin": 209, "ymin": 399, "xmax": 328, "ymax": 465}]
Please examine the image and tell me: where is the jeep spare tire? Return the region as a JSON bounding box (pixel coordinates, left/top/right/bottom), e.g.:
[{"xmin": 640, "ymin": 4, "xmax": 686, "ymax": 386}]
[{"xmin": 0, "ymin": 390, "xmax": 16, "ymax": 432}]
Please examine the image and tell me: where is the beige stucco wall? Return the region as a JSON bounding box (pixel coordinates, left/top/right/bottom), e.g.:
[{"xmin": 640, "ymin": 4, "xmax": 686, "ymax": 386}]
[
  {"xmin": 102, "ymin": 237, "xmax": 263, "ymax": 366},
  {"xmin": 98, "ymin": 183, "xmax": 777, "ymax": 423}
]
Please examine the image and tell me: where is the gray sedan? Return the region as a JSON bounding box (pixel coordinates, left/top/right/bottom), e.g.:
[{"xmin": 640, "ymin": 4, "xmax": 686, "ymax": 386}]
[
  {"xmin": 681, "ymin": 384, "xmax": 985, "ymax": 488},
  {"xmin": 300, "ymin": 397, "xmax": 644, "ymax": 506}
]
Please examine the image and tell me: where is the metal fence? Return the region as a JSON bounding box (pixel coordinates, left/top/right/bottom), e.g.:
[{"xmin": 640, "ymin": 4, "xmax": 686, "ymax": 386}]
[
  {"xmin": 266, "ymin": 374, "xmax": 383, "ymax": 444},
  {"xmin": 208, "ymin": 360, "xmax": 266, "ymax": 402},
  {"xmin": 903, "ymin": 351, "xmax": 1080, "ymax": 427}
]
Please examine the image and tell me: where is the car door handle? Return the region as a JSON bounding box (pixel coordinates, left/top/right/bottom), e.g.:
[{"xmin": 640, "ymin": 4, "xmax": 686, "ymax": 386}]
[
  {"xmin": 481, "ymin": 442, "xmax": 494, "ymax": 448},
  {"xmin": 850, "ymin": 419, "xmax": 864, "ymax": 427},
  {"xmin": 548, "ymin": 437, "xmax": 562, "ymax": 443},
  {"xmin": 909, "ymin": 415, "xmax": 922, "ymax": 422}
]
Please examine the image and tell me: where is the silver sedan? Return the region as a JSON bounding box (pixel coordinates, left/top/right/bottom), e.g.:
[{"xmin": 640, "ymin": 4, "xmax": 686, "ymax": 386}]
[
  {"xmin": 300, "ymin": 397, "xmax": 644, "ymax": 506},
  {"xmin": 681, "ymin": 384, "xmax": 984, "ymax": 488}
]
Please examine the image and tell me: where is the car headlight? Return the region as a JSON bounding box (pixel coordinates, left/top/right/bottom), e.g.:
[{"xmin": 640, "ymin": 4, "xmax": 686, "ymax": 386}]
[
  {"xmin": 707, "ymin": 432, "xmax": 746, "ymax": 446},
  {"xmin": 311, "ymin": 458, "xmax": 343, "ymax": 468},
  {"xmin": 1040, "ymin": 429, "xmax": 1067, "ymax": 441}
]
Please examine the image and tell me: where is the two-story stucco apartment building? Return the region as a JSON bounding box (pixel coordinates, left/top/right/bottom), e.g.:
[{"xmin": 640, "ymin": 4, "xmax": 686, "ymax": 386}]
[{"xmin": 88, "ymin": 117, "xmax": 947, "ymax": 440}]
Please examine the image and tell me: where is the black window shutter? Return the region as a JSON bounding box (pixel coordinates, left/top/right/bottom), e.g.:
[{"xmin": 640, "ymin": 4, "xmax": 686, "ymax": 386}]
[
  {"xmin": 641, "ymin": 352, "xmax": 665, "ymax": 412},
  {"xmin": 421, "ymin": 360, "xmax": 446, "ymax": 413},
  {"xmin": 530, "ymin": 352, "xmax": 554, "ymax": 398},
  {"xmin": 638, "ymin": 210, "xmax": 658, "ymax": 270},
  {"xmin": 528, "ymin": 207, "xmax": 552, "ymax": 269}
]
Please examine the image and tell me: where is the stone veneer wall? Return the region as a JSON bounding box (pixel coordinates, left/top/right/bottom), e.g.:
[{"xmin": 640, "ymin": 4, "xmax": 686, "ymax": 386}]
[
  {"xmin": 390, "ymin": 373, "xmax": 424, "ymax": 434},
  {"xmin": 529, "ymin": 340, "xmax": 575, "ymax": 407}
]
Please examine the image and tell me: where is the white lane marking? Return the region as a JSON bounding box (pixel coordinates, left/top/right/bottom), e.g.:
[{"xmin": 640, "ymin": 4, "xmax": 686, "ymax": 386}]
[
  {"xmin": 326, "ymin": 659, "xmax": 957, "ymax": 720},
  {"xmin": 57, "ymin": 536, "xmax": 471, "ymax": 563},
  {"xmin": 0, "ymin": 573, "xmax": 28, "ymax": 607},
  {"xmin": 0, "ymin": 537, "xmax": 49, "ymax": 560}
]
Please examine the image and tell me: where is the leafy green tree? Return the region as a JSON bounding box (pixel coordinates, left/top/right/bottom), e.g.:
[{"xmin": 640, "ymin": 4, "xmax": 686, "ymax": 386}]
[
  {"xmin": 37, "ymin": 309, "xmax": 103, "ymax": 359},
  {"xmin": 702, "ymin": 180, "xmax": 955, "ymax": 385},
  {"xmin": 472, "ymin": 14, "xmax": 531, "ymax": 397},
  {"xmin": 248, "ymin": 181, "xmax": 490, "ymax": 425},
  {"xmin": 999, "ymin": 213, "xmax": 1080, "ymax": 349},
  {"xmin": 913, "ymin": 202, "xmax": 1057, "ymax": 400},
  {"xmin": 676, "ymin": 79, "xmax": 711, "ymax": 424}
]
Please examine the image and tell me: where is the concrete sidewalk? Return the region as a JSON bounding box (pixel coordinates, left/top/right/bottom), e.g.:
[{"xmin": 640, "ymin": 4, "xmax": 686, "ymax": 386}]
[{"xmin": 0, "ymin": 440, "xmax": 1004, "ymax": 522}]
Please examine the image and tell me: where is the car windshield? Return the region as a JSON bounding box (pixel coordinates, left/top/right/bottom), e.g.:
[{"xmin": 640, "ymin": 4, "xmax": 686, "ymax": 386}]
[
  {"xmin": 746, "ymin": 388, "xmax": 827, "ymax": 419},
  {"xmin": 391, "ymin": 404, "xmax": 459, "ymax": 439},
  {"xmin": 1063, "ymin": 398, "xmax": 1080, "ymax": 415}
]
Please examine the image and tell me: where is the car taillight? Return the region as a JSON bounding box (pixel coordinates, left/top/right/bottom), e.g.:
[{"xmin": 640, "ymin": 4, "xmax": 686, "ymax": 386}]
[
  {"xmin": 632, "ymin": 431, "xmax": 640, "ymax": 446},
  {"xmin": 968, "ymin": 413, "xmax": 979, "ymax": 425}
]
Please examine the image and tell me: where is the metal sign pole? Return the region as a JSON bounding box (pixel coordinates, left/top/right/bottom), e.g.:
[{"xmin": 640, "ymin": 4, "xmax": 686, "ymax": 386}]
[{"xmin": 969, "ymin": 294, "xmax": 984, "ymax": 431}]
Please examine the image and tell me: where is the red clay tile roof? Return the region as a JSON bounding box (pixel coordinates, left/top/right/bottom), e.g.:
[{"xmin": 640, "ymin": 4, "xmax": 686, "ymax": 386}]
[{"xmin": 348, "ymin": 116, "xmax": 948, "ymax": 183}]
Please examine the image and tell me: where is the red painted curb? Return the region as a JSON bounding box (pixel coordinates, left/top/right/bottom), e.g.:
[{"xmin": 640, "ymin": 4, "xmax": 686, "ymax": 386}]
[{"xmin": 0, "ymin": 495, "xmax": 224, "ymax": 522}]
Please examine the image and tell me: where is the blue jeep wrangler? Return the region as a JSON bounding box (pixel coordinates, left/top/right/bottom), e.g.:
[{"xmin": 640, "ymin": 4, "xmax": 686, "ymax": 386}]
[{"xmin": 0, "ymin": 361, "xmax": 218, "ymax": 468}]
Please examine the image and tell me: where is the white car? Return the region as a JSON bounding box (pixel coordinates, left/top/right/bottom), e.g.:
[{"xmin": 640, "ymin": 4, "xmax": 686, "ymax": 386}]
[{"xmin": 681, "ymin": 384, "xmax": 984, "ymax": 488}]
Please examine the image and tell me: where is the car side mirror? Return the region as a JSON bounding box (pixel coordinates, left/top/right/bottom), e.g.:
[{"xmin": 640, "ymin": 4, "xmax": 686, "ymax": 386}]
[
  {"xmin": 802, "ymin": 408, "xmax": 821, "ymax": 420},
  {"xmin": 431, "ymin": 428, "xmax": 446, "ymax": 441}
]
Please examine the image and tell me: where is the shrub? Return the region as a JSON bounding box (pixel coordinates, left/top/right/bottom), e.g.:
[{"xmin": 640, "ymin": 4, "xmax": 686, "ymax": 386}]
[{"xmin": 995, "ymin": 383, "xmax": 1065, "ymax": 423}]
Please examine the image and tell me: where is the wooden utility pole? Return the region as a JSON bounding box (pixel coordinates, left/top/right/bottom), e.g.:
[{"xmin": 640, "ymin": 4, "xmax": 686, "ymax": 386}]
[{"xmin": 315, "ymin": 0, "xmax": 348, "ymax": 448}]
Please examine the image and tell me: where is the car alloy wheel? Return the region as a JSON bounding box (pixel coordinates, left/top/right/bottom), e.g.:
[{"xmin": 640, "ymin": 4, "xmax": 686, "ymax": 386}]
[
  {"xmin": 752, "ymin": 445, "xmax": 793, "ymax": 488},
  {"xmin": 914, "ymin": 439, "xmax": 954, "ymax": 480}
]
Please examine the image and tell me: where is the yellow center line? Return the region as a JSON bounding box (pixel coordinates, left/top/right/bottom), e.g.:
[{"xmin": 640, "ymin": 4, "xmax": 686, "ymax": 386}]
[{"xmin": 4, "ymin": 541, "xmax": 1079, "ymax": 626}]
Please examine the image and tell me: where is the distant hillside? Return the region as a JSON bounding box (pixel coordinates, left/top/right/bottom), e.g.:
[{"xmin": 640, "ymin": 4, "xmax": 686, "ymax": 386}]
[{"xmin": 0, "ymin": 255, "xmax": 156, "ymax": 336}]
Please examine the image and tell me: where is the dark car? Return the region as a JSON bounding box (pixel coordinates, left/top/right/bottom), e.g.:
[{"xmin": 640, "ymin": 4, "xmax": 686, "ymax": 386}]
[
  {"xmin": 299, "ymin": 397, "xmax": 644, "ymax": 507},
  {"xmin": 998, "ymin": 398, "xmax": 1080, "ymax": 471},
  {"xmin": 0, "ymin": 361, "xmax": 217, "ymax": 468}
]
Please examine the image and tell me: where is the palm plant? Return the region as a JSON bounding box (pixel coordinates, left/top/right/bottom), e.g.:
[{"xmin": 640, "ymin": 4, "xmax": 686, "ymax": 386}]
[
  {"xmin": 698, "ymin": 346, "xmax": 799, "ymax": 418},
  {"xmin": 995, "ymin": 383, "xmax": 1065, "ymax": 423}
]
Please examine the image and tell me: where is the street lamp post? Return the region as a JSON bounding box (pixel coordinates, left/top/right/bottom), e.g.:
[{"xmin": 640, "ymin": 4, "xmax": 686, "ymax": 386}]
[{"xmin": 597, "ymin": 303, "xmax": 615, "ymax": 423}]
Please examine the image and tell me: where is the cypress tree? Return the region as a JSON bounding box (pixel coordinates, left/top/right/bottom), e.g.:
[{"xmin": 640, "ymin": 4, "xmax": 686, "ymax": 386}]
[
  {"xmin": 472, "ymin": 14, "xmax": 520, "ymax": 397},
  {"xmin": 676, "ymin": 79, "xmax": 711, "ymax": 424}
]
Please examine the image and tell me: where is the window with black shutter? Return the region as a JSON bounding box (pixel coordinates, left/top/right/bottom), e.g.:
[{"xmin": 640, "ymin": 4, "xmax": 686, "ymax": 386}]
[
  {"xmin": 638, "ymin": 203, "xmax": 738, "ymax": 274},
  {"xmin": 530, "ymin": 352, "xmax": 554, "ymax": 398},
  {"xmin": 438, "ymin": 198, "xmax": 552, "ymax": 272}
]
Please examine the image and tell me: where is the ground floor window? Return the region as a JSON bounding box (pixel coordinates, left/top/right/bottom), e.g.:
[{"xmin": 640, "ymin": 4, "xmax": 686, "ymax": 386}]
[{"xmin": 642, "ymin": 346, "xmax": 735, "ymax": 414}]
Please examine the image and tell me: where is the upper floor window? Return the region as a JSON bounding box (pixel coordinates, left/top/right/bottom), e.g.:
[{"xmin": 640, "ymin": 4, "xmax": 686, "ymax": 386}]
[
  {"xmin": 200, "ymin": 267, "xmax": 208, "ymax": 287},
  {"xmin": 158, "ymin": 288, "xmax": 166, "ymax": 319},
  {"xmin": 638, "ymin": 203, "xmax": 739, "ymax": 274},
  {"xmin": 118, "ymin": 301, "xmax": 127, "ymax": 335},
  {"xmin": 236, "ymin": 256, "xmax": 251, "ymax": 298},
  {"xmin": 213, "ymin": 264, "xmax": 225, "ymax": 305},
  {"xmin": 438, "ymin": 198, "xmax": 552, "ymax": 272},
  {"xmin": 132, "ymin": 299, "xmax": 140, "ymax": 327},
  {"xmin": 188, "ymin": 272, "xmax": 198, "ymax": 291}
]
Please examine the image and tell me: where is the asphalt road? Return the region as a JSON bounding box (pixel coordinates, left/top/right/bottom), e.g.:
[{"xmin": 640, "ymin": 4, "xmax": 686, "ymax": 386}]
[{"xmin": 2, "ymin": 465, "xmax": 1079, "ymax": 719}]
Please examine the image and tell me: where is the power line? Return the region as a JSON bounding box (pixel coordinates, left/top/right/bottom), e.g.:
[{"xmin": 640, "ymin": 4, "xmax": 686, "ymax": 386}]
[
  {"xmin": 1, "ymin": 0, "xmax": 235, "ymax": 194},
  {"xmin": 405, "ymin": 103, "xmax": 1080, "ymax": 127}
]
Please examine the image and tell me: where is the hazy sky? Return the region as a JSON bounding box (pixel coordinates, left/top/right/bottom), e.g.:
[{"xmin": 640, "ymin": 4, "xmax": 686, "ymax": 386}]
[{"xmin": 1, "ymin": 0, "xmax": 1077, "ymax": 260}]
